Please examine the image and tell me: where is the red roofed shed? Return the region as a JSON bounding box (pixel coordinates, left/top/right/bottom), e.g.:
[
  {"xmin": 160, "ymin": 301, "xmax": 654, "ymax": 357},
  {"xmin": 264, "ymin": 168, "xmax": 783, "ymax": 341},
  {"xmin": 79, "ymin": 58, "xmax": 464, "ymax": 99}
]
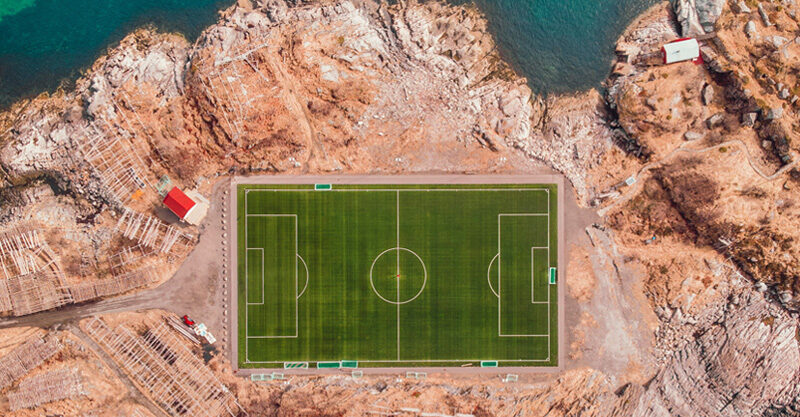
[{"xmin": 163, "ymin": 187, "xmax": 196, "ymax": 220}]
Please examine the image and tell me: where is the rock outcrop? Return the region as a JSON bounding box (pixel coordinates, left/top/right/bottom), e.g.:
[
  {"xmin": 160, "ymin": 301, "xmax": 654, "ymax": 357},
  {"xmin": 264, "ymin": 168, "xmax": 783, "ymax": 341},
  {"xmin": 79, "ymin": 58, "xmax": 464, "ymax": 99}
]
[
  {"xmin": 620, "ymin": 290, "xmax": 800, "ymax": 416},
  {"xmin": 1, "ymin": 0, "xmax": 800, "ymax": 416},
  {"xmin": 2, "ymin": 0, "xmax": 546, "ymax": 204},
  {"xmin": 672, "ymin": 0, "xmax": 726, "ymax": 36}
]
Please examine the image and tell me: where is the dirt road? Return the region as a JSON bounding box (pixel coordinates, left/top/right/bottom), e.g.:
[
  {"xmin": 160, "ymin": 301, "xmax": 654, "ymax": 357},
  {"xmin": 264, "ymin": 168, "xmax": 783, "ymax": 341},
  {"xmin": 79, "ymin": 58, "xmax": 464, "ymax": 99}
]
[{"xmin": 0, "ymin": 177, "xmax": 230, "ymax": 335}]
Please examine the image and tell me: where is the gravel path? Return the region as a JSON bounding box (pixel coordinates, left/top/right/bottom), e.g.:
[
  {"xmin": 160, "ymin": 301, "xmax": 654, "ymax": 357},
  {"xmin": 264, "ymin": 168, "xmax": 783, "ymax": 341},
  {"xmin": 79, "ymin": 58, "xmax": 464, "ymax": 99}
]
[{"xmin": 598, "ymin": 140, "xmax": 798, "ymax": 217}]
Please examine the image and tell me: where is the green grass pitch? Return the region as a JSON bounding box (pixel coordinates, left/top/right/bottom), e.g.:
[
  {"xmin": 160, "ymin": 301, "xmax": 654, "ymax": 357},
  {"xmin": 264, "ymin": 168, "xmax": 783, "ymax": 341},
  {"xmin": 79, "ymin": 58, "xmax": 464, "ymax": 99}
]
[{"xmin": 236, "ymin": 184, "xmax": 558, "ymax": 368}]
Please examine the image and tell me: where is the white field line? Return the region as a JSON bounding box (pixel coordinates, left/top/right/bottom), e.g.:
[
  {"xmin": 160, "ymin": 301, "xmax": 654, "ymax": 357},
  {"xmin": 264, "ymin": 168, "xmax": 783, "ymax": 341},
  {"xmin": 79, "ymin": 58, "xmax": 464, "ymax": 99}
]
[
  {"xmin": 245, "ymin": 248, "xmax": 265, "ymax": 305},
  {"xmin": 243, "ymin": 186, "xmax": 554, "ymax": 364},
  {"xmin": 245, "ymin": 190, "xmax": 248, "ymax": 362},
  {"xmin": 530, "ymin": 247, "xmax": 550, "ymax": 304},
  {"xmin": 497, "ymin": 207, "xmax": 552, "ymax": 362},
  {"xmin": 488, "ymin": 253, "xmax": 499, "ymax": 298},
  {"xmin": 396, "ymin": 190, "xmax": 401, "ymax": 361},
  {"xmin": 245, "ymin": 213, "xmax": 299, "ymax": 343},
  {"xmin": 296, "ymin": 215, "xmax": 298, "ymax": 337},
  {"xmin": 246, "ymin": 188, "xmax": 551, "ymax": 193},
  {"xmin": 243, "ymin": 357, "xmax": 554, "ymax": 364},
  {"xmin": 499, "ymin": 215, "xmax": 550, "ymax": 335},
  {"xmin": 296, "ymin": 254, "xmax": 309, "ymax": 299},
  {"xmin": 368, "ymin": 248, "xmax": 428, "ymax": 305},
  {"xmin": 496, "ymin": 214, "xmax": 549, "ymax": 217}
]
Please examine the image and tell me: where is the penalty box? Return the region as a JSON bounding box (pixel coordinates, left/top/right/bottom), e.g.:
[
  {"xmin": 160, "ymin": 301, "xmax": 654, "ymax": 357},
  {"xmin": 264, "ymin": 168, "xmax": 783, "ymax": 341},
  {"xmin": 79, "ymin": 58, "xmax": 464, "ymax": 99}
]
[
  {"xmin": 245, "ymin": 214, "xmax": 297, "ymax": 338},
  {"xmin": 498, "ymin": 214, "xmax": 551, "ymax": 338}
]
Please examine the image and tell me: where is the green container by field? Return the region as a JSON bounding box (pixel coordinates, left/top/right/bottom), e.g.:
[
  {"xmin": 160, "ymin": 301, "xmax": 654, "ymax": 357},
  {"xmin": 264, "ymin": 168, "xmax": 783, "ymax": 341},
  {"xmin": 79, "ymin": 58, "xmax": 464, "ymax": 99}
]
[{"xmin": 317, "ymin": 362, "xmax": 341, "ymax": 369}]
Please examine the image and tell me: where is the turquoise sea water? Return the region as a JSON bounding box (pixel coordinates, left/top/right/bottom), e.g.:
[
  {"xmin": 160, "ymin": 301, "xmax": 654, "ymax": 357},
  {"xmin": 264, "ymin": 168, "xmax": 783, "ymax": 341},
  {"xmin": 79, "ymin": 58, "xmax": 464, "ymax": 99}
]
[
  {"xmin": 0, "ymin": 0, "xmax": 657, "ymax": 109},
  {"xmin": 0, "ymin": 0, "xmax": 229, "ymax": 108},
  {"xmin": 453, "ymin": 0, "xmax": 658, "ymax": 93}
]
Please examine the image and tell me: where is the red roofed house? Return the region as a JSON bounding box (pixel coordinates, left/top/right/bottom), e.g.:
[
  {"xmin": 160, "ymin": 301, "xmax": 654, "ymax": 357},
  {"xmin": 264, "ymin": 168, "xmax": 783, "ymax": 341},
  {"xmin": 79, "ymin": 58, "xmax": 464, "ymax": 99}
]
[{"xmin": 163, "ymin": 186, "xmax": 200, "ymax": 224}]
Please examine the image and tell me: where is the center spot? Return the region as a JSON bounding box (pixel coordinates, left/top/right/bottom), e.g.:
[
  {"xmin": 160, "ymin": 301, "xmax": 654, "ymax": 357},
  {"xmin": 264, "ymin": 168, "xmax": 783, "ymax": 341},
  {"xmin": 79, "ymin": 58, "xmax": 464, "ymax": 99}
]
[{"xmin": 369, "ymin": 247, "xmax": 427, "ymax": 305}]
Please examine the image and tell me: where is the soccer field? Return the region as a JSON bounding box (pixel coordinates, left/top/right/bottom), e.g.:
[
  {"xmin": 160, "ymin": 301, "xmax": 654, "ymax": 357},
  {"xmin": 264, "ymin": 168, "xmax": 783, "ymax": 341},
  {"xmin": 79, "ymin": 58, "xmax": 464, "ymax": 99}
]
[{"xmin": 236, "ymin": 183, "xmax": 559, "ymax": 369}]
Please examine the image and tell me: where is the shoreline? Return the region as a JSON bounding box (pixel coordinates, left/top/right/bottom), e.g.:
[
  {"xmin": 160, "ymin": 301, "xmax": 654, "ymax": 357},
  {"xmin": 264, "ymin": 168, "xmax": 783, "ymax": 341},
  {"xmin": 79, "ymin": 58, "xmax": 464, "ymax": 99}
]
[{"xmin": 0, "ymin": 0, "xmax": 664, "ymax": 113}]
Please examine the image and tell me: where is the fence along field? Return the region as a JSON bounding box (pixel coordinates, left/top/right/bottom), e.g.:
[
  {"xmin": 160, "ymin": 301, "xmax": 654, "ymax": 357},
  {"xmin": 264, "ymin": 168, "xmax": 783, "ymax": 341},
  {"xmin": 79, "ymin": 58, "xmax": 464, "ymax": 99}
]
[{"xmin": 237, "ymin": 184, "xmax": 558, "ymax": 368}]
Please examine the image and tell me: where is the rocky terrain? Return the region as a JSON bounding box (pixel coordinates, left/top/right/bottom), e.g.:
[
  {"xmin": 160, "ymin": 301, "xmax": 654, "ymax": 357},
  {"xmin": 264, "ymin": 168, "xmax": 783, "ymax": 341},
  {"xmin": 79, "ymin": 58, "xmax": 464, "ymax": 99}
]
[{"xmin": 0, "ymin": 0, "xmax": 799, "ymax": 416}]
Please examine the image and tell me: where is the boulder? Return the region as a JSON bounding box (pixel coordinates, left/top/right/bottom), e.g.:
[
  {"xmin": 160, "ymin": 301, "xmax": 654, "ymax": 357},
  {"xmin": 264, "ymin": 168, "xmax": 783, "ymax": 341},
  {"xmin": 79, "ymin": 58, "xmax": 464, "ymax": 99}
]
[
  {"xmin": 765, "ymin": 35, "xmax": 788, "ymax": 49},
  {"xmin": 702, "ymin": 84, "xmax": 714, "ymax": 105},
  {"xmin": 244, "ymin": 11, "xmax": 268, "ymax": 28},
  {"xmin": 673, "ymin": 0, "xmax": 725, "ymax": 35},
  {"xmin": 742, "ymin": 112, "xmax": 758, "ymax": 127},
  {"xmin": 694, "ymin": 0, "xmax": 725, "ymax": 32},
  {"xmin": 684, "ymin": 131, "xmax": 704, "ymax": 141},
  {"xmin": 319, "ymin": 64, "xmax": 340, "ymax": 83},
  {"xmin": 766, "ymin": 107, "xmax": 784, "ymax": 120},
  {"xmin": 737, "ymin": 1, "xmax": 751, "ymax": 13},
  {"xmin": 745, "ymin": 21, "xmax": 758, "ymax": 39},
  {"xmin": 673, "ymin": 0, "xmax": 707, "ymax": 36},
  {"xmin": 500, "ymin": 95, "xmax": 523, "ymax": 117},
  {"xmin": 780, "ymin": 88, "xmax": 790, "ymax": 100},
  {"xmin": 758, "ymin": 3, "xmax": 773, "ymax": 26},
  {"xmin": 706, "ymin": 112, "xmax": 725, "ymax": 128}
]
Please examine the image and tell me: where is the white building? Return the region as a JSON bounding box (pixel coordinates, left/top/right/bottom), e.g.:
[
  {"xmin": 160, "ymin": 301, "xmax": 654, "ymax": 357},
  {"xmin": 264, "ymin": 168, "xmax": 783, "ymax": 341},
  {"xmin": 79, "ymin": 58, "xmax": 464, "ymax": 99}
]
[{"xmin": 662, "ymin": 38, "xmax": 701, "ymax": 64}]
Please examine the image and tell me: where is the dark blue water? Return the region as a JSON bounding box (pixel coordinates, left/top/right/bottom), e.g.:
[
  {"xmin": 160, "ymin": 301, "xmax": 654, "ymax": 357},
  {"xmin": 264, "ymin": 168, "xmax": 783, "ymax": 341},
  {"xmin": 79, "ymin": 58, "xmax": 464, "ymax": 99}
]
[
  {"xmin": 0, "ymin": 0, "xmax": 657, "ymax": 109},
  {"xmin": 0, "ymin": 0, "xmax": 230, "ymax": 108},
  {"xmin": 452, "ymin": 0, "xmax": 659, "ymax": 94}
]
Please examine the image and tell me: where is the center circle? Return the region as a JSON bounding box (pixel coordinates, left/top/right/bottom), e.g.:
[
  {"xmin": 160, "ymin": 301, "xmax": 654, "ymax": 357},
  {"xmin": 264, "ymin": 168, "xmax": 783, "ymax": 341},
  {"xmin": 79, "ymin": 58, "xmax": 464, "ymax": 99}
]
[{"xmin": 369, "ymin": 247, "xmax": 427, "ymax": 305}]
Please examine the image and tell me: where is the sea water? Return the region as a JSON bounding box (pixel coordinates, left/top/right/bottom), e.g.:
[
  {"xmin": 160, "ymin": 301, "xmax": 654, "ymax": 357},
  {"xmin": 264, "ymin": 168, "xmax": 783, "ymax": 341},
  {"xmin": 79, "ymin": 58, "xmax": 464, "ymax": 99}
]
[
  {"xmin": 0, "ymin": 0, "xmax": 657, "ymax": 109},
  {"xmin": 0, "ymin": 0, "xmax": 229, "ymax": 108},
  {"xmin": 451, "ymin": 0, "xmax": 659, "ymax": 93}
]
